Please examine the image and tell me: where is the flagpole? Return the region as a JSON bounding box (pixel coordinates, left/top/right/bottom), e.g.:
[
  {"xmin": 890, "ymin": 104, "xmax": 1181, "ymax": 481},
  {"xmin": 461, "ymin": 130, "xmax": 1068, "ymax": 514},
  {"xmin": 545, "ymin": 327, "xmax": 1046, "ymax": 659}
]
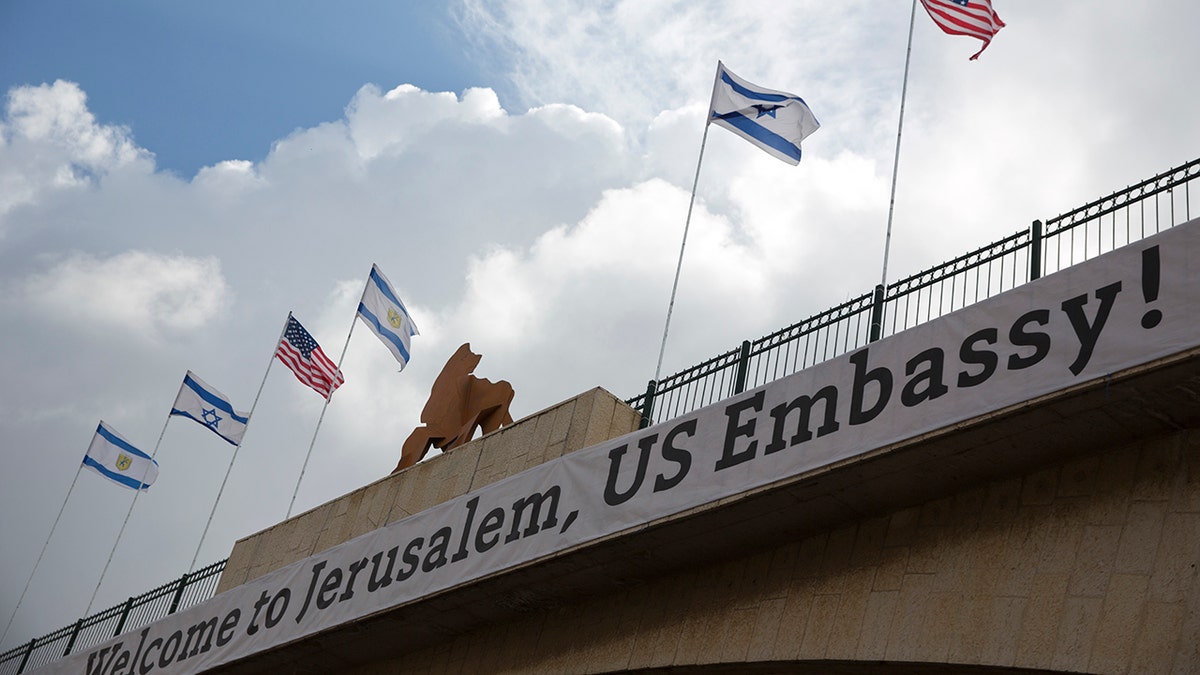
[
  {"xmin": 188, "ymin": 322, "xmax": 287, "ymax": 571},
  {"xmin": 879, "ymin": 0, "xmax": 919, "ymax": 290},
  {"xmin": 85, "ymin": 417, "xmax": 170, "ymax": 615},
  {"xmin": 285, "ymin": 290, "xmax": 362, "ymax": 519},
  {"xmin": 1, "ymin": 464, "xmax": 84, "ymax": 648},
  {"xmin": 654, "ymin": 118, "xmax": 712, "ymax": 383}
]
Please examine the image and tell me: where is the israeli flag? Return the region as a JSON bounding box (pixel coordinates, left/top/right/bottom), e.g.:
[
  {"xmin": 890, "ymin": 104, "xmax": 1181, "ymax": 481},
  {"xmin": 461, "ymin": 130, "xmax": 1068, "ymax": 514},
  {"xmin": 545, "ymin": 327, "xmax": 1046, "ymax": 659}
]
[
  {"xmin": 357, "ymin": 264, "xmax": 419, "ymax": 369},
  {"xmin": 708, "ymin": 61, "xmax": 820, "ymax": 165},
  {"xmin": 170, "ymin": 371, "xmax": 250, "ymax": 446},
  {"xmin": 83, "ymin": 422, "xmax": 159, "ymax": 490}
]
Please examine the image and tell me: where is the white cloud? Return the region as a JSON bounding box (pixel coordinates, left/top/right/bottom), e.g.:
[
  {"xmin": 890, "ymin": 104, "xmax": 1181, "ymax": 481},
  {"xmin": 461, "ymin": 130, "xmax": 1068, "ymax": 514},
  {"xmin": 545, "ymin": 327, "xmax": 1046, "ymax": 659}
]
[
  {"xmin": 346, "ymin": 84, "xmax": 508, "ymax": 160},
  {"xmin": 0, "ymin": 81, "xmax": 152, "ymax": 219},
  {"xmin": 20, "ymin": 251, "xmax": 231, "ymax": 341}
]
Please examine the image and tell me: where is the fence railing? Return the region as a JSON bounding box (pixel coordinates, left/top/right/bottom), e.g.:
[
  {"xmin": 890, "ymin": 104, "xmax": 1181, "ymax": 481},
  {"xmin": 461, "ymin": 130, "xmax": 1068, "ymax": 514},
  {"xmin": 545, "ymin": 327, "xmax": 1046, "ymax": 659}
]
[
  {"xmin": 628, "ymin": 156, "xmax": 1200, "ymax": 426},
  {"xmin": 4, "ymin": 156, "xmax": 1198, "ymax": 673},
  {"xmin": 0, "ymin": 560, "xmax": 225, "ymax": 675}
]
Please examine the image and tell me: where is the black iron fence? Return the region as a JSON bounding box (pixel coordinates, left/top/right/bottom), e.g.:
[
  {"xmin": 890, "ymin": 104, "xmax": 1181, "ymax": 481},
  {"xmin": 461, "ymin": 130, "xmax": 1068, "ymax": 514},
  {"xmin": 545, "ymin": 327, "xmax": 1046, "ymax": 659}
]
[
  {"xmin": 628, "ymin": 157, "xmax": 1200, "ymax": 426},
  {"xmin": 0, "ymin": 560, "xmax": 225, "ymax": 675},
  {"xmin": 3, "ymin": 156, "xmax": 1197, "ymax": 673}
]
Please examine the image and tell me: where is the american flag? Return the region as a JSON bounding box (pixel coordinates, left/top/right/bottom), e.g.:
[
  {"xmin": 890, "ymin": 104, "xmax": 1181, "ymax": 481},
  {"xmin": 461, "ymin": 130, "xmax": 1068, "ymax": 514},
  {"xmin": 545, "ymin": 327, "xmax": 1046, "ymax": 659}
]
[
  {"xmin": 275, "ymin": 314, "xmax": 345, "ymax": 399},
  {"xmin": 920, "ymin": 0, "xmax": 1005, "ymax": 60}
]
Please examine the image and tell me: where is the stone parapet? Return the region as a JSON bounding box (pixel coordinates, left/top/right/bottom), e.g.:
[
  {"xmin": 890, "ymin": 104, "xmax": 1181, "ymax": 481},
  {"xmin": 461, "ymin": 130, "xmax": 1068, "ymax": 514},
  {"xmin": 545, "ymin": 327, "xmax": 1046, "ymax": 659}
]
[{"xmin": 216, "ymin": 387, "xmax": 640, "ymax": 593}]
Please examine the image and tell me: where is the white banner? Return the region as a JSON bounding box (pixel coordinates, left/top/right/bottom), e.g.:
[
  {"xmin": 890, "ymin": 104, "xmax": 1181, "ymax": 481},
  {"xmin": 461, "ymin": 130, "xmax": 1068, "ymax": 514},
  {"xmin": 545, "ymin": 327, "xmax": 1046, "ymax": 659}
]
[{"xmin": 51, "ymin": 220, "xmax": 1200, "ymax": 674}]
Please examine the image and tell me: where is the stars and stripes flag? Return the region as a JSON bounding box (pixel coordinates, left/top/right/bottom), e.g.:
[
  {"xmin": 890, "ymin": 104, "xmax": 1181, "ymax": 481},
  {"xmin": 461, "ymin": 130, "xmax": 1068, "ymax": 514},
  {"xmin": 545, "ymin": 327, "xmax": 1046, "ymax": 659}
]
[
  {"xmin": 920, "ymin": 0, "xmax": 1005, "ymax": 60},
  {"xmin": 275, "ymin": 314, "xmax": 345, "ymax": 399}
]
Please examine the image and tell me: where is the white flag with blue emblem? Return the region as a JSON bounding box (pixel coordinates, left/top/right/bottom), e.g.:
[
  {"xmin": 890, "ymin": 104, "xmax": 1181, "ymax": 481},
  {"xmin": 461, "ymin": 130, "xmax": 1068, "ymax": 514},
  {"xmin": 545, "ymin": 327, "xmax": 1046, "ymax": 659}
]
[
  {"xmin": 708, "ymin": 61, "xmax": 820, "ymax": 165},
  {"xmin": 357, "ymin": 264, "xmax": 419, "ymax": 370},
  {"xmin": 170, "ymin": 371, "xmax": 250, "ymax": 446},
  {"xmin": 82, "ymin": 421, "xmax": 159, "ymax": 490}
]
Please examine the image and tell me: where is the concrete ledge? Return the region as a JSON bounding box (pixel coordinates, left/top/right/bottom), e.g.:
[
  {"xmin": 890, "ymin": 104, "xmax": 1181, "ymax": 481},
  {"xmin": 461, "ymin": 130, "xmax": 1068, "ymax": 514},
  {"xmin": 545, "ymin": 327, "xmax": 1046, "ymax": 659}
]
[{"xmin": 216, "ymin": 386, "xmax": 641, "ymax": 593}]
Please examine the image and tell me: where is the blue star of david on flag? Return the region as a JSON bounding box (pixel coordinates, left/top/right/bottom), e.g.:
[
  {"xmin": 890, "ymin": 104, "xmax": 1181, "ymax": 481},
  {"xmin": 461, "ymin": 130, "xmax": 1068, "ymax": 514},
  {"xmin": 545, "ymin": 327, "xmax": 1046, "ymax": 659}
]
[
  {"xmin": 201, "ymin": 407, "xmax": 223, "ymax": 429},
  {"xmin": 753, "ymin": 105, "xmax": 781, "ymax": 119}
]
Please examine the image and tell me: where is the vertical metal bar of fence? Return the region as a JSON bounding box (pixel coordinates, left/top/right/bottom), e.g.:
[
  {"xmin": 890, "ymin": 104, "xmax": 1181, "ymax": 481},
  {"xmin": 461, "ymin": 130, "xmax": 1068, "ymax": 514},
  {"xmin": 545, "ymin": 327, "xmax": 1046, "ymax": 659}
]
[
  {"xmin": 114, "ymin": 597, "xmax": 134, "ymax": 638},
  {"xmin": 18, "ymin": 638, "xmax": 34, "ymax": 673},
  {"xmin": 869, "ymin": 284, "xmax": 886, "ymax": 342},
  {"xmin": 62, "ymin": 619, "xmax": 82, "ymax": 657},
  {"xmin": 639, "ymin": 380, "xmax": 656, "ymax": 429},
  {"xmin": 1030, "ymin": 219, "xmax": 1042, "ymax": 280},
  {"xmin": 734, "ymin": 341, "xmax": 752, "ymax": 394},
  {"xmin": 168, "ymin": 574, "xmax": 190, "ymax": 615}
]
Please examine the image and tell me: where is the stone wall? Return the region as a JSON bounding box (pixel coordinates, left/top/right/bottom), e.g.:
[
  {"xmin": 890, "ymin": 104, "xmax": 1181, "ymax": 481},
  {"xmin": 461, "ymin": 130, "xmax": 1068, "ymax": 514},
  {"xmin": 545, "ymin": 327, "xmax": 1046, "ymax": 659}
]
[
  {"xmin": 347, "ymin": 429, "xmax": 1200, "ymax": 674},
  {"xmin": 216, "ymin": 387, "xmax": 641, "ymax": 594}
]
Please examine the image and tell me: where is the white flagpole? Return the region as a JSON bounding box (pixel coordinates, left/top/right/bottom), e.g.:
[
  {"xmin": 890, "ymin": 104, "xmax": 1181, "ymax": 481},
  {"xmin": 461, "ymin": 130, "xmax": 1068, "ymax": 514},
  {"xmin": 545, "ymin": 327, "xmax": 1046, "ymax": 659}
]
[
  {"xmin": 654, "ymin": 82, "xmax": 716, "ymax": 383},
  {"xmin": 85, "ymin": 418, "xmax": 170, "ymax": 615},
  {"xmin": 187, "ymin": 320, "xmax": 287, "ymax": 571},
  {"xmin": 879, "ymin": 0, "xmax": 919, "ymax": 289},
  {"xmin": 285, "ymin": 284, "xmax": 364, "ymax": 519},
  {"xmin": 1, "ymin": 464, "xmax": 84, "ymax": 647}
]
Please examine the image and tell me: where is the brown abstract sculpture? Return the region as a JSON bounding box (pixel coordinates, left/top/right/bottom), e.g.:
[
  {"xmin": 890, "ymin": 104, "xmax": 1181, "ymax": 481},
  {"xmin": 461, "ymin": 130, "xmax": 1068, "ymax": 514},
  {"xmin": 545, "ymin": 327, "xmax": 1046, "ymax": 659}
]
[{"xmin": 393, "ymin": 343, "xmax": 515, "ymax": 473}]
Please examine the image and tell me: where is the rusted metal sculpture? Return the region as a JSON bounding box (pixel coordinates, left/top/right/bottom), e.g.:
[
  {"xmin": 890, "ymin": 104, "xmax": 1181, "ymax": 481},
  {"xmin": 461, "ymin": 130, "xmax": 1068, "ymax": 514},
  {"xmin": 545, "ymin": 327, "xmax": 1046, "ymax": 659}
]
[{"xmin": 393, "ymin": 343, "xmax": 515, "ymax": 473}]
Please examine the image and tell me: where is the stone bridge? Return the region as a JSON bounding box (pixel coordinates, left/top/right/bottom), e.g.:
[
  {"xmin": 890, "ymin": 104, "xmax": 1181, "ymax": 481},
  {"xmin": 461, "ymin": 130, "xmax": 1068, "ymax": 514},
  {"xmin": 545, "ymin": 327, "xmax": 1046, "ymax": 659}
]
[{"xmin": 213, "ymin": 347, "xmax": 1200, "ymax": 674}]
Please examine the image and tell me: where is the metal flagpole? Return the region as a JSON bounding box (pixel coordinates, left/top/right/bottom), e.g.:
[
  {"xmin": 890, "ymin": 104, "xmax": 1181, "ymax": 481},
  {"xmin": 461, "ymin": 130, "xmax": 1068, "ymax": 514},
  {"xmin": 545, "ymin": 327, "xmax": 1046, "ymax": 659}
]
[
  {"xmin": 654, "ymin": 115, "xmax": 713, "ymax": 383},
  {"xmin": 286, "ymin": 285, "xmax": 364, "ymax": 519},
  {"xmin": 879, "ymin": 0, "xmax": 919, "ymax": 289},
  {"xmin": 1, "ymin": 464, "xmax": 84, "ymax": 647},
  {"xmin": 85, "ymin": 417, "xmax": 171, "ymax": 615},
  {"xmin": 187, "ymin": 321, "xmax": 287, "ymax": 571}
]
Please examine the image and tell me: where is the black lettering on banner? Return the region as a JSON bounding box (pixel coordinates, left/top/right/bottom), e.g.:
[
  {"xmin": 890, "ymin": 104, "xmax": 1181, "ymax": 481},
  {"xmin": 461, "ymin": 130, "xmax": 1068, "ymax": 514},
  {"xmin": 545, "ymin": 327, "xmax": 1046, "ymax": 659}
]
[
  {"xmin": 316, "ymin": 566, "xmax": 343, "ymax": 610},
  {"xmin": 340, "ymin": 557, "xmax": 370, "ymax": 602},
  {"xmin": 716, "ymin": 391, "xmax": 764, "ymax": 471},
  {"xmin": 653, "ymin": 419, "xmax": 695, "ymax": 492},
  {"xmin": 1007, "ymin": 309, "xmax": 1051, "ymax": 370},
  {"xmin": 158, "ymin": 631, "xmax": 183, "ymax": 669},
  {"xmin": 1062, "ymin": 281, "xmax": 1123, "ymax": 375},
  {"xmin": 125, "ymin": 627, "xmax": 149, "ymax": 674},
  {"xmin": 958, "ymin": 328, "xmax": 999, "ymax": 388},
  {"xmin": 246, "ymin": 589, "xmax": 273, "ymax": 635},
  {"xmin": 265, "ymin": 589, "xmax": 289, "ymax": 628},
  {"xmin": 110, "ymin": 645, "xmax": 131, "ymax": 674},
  {"xmin": 294, "ymin": 561, "xmax": 325, "ymax": 624},
  {"xmin": 901, "ymin": 347, "xmax": 949, "ymax": 407},
  {"xmin": 140, "ymin": 638, "xmax": 162, "ymax": 675},
  {"xmin": 1141, "ymin": 246, "xmax": 1162, "ymax": 329},
  {"xmin": 397, "ymin": 537, "xmax": 423, "ymax": 581},
  {"xmin": 475, "ymin": 507, "xmax": 506, "ymax": 552},
  {"xmin": 507, "ymin": 486, "xmax": 562, "ymax": 542},
  {"xmin": 423, "ymin": 527, "xmax": 453, "ymax": 572},
  {"xmin": 216, "ymin": 608, "xmax": 240, "ymax": 647},
  {"xmin": 86, "ymin": 641, "xmax": 122, "ymax": 675},
  {"xmin": 849, "ymin": 348, "xmax": 892, "ymax": 425},
  {"xmin": 764, "ymin": 385, "xmax": 839, "ymax": 455},
  {"xmin": 451, "ymin": 496, "xmax": 481, "ymax": 563},
  {"xmin": 367, "ymin": 548, "xmax": 398, "ymax": 592},
  {"xmin": 602, "ymin": 434, "xmax": 658, "ymax": 506},
  {"xmin": 178, "ymin": 616, "xmax": 218, "ymax": 661}
]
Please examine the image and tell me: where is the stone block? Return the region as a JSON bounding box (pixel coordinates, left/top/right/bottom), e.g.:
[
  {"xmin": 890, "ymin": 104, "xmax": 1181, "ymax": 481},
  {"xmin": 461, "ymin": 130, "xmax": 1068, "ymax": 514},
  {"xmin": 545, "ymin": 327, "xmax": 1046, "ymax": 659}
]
[
  {"xmin": 1114, "ymin": 499, "xmax": 1167, "ymax": 575},
  {"xmin": 1088, "ymin": 573, "xmax": 1149, "ymax": 673}
]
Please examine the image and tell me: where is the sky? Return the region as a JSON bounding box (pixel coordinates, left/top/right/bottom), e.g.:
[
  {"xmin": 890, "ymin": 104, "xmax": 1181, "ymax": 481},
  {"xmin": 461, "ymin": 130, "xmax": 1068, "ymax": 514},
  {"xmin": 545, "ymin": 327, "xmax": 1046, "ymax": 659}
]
[{"xmin": 2, "ymin": 0, "xmax": 1198, "ymax": 650}]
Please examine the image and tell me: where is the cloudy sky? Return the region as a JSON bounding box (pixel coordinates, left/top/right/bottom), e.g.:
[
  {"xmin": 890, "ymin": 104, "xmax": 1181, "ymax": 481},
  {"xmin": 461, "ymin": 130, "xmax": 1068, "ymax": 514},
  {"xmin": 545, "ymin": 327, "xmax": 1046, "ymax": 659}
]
[{"xmin": 2, "ymin": 0, "xmax": 1197, "ymax": 649}]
